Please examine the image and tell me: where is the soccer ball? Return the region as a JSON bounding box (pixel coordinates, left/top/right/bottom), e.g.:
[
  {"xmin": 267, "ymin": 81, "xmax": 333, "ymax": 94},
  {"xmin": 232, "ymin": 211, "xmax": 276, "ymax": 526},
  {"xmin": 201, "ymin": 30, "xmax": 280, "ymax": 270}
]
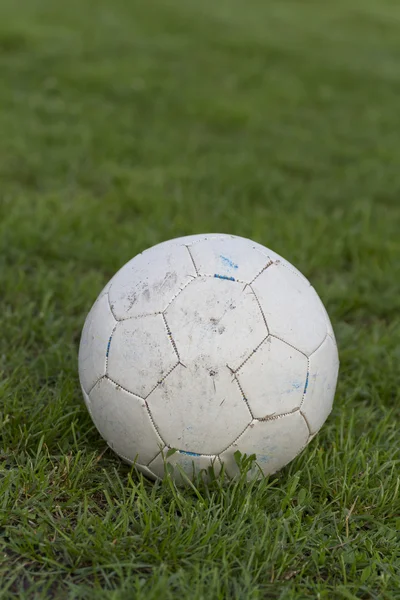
[{"xmin": 79, "ymin": 234, "xmax": 339, "ymax": 482}]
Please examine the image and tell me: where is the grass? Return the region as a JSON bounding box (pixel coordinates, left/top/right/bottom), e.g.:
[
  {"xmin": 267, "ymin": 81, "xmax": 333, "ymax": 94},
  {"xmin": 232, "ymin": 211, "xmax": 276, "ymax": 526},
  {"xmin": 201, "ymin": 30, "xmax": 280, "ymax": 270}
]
[{"xmin": 0, "ymin": 0, "xmax": 399, "ymax": 597}]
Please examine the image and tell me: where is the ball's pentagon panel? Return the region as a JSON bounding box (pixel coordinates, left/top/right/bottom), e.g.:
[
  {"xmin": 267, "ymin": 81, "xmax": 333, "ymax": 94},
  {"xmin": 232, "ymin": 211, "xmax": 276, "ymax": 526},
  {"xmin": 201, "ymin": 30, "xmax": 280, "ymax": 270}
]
[
  {"xmin": 107, "ymin": 314, "xmax": 178, "ymax": 398},
  {"xmin": 88, "ymin": 377, "xmax": 163, "ymax": 464},
  {"xmin": 147, "ymin": 362, "xmax": 251, "ymax": 455},
  {"xmin": 237, "ymin": 336, "xmax": 308, "ymax": 418}
]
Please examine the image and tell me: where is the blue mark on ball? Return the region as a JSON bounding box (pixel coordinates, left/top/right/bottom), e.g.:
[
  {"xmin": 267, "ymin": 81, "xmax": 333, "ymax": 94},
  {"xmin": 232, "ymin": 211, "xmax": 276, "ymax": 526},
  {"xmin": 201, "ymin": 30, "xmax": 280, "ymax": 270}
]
[
  {"xmin": 303, "ymin": 372, "xmax": 309, "ymax": 394},
  {"xmin": 256, "ymin": 454, "xmax": 270, "ymax": 464},
  {"xmin": 285, "ymin": 381, "xmax": 304, "ymax": 394},
  {"xmin": 179, "ymin": 450, "xmax": 201, "ymax": 457},
  {"xmin": 106, "ymin": 336, "xmax": 112, "ymax": 358},
  {"xmin": 214, "ymin": 274, "xmax": 236, "ymax": 281},
  {"xmin": 220, "ymin": 255, "xmax": 239, "ymax": 270}
]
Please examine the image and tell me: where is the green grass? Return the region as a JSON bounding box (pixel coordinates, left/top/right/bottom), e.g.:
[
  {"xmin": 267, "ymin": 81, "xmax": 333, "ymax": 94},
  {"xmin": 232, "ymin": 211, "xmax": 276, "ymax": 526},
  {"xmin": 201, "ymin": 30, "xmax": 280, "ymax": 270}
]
[{"xmin": 1, "ymin": 0, "xmax": 399, "ymax": 597}]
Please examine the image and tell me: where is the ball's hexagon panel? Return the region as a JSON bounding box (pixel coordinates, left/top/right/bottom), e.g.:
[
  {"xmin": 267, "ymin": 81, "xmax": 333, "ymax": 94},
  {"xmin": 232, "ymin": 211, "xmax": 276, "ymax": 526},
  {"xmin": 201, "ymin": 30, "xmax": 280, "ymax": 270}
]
[
  {"xmin": 165, "ymin": 277, "xmax": 267, "ymax": 371},
  {"xmin": 220, "ymin": 412, "xmax": 309, "ymax": 478},
  {"xmin": 301, "ymin": 335, "xmax": 339, "ymax": 434},
  {"xmin": 81, "ymin": 385, "xmax": 91, "ymax": 415},
  {"xmin": 134, "ymin": 464, "xmax": 159, "ymax": 481},
  {"xmin": 108, "ymin": 243, "xmax": 196, "ymax": 320},
  {"xmin": 189, "ymin": 235, "xmax": 272, "ymax": 283},
  {"xmin": 89, "ymin": 377, "xmax": 163, "ymax": 464},
  {"xmin": 107, "ymin": 314, "xmax": 177, "ymax": 398},
  {"xmin": 79, "ymin": 293, "xmax": 116, "ymax": 394},
  {"xmin": 252, "ymin": 264, "xmax": 327, "ymax": 356},
  {"xmin": 147, "ymin": 363, "xmax": 251, "ymax": 455},
  {"xmin": 237, "ymin": 336, "xmax": 308, "ymax": 418},
  {"xmin": 148, "ymin": 448, "xmax": 221, "ymax": 483}
]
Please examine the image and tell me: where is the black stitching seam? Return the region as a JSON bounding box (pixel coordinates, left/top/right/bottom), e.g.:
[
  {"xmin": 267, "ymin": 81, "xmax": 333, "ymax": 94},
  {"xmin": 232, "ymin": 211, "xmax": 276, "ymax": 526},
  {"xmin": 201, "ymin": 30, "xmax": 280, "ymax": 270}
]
[
  {"xmin": 254, "ymin": 250, "xmax": 311, "ymax": 286},
  {"xmin": 268, "ymin": 334, "xmax": 309, "ymax": 359},
  {"xmin": 185, "ymin": 245, "xmax": 200, "ymax": 275},
  {"xmin": 299, "ymin": 411, "xmax": 313, "ymax": 436},
  {"xmin": 275, "ymin": 260, "xmax": 311, "ymax": 285},
  {"xmin": 233, "ymin": 334, "xmax": 269, "ymax": 374},
  {"xmin": 231, "ymin": 373, "xmax": 254, "ymax": 419},
  {"xmin": 308, "ymin": 332, "xmax": 329, "ymax": 358},
  {"xmin": 145, "ymin": 362, "xmax": 181, "ymax": 398},
  {"xmin": 218, "ymin": 421, "xmax": 252, "ymax": 454},
  {"xmin": 108, "ymin": 287, "xmax": 163, "ymax": 322},
  {"xmin": 162, "ymin": 276, "xmax": 197, "ymax": 312},
  {"xmin": 107, "ymin": 289, "xmax": 119, "ymax": 321},
  {"xmin": 104, "ymin": 374, "xmax": 146, "ymax": 399},
  {"xmin": 87, "ymin": 374, "xmax": 106, "ymax": 396},
  {"xmin": 185, "ymin": 235, "xmax": 228, "ymax": 249},
  {"xmin": 249, "ymin": 285, "xmax": 269, "ymax": 331},
  {"xmin": 117, "ymin": 311, "xmax": 164, "ymax": 322},
  {"xmin": 105, "ymin": 324, "xmax": 118, "ymax": 375},
  {"xmin": 255, "ymin": 407, "xmax": 300, "ymax": 422},
  {"xmin": 298, "ymin": 358, "xmax": 310, "ymax": 410},
  {"xmin": 248, "ymin": 259, "xmax": 274, "ymax": 285},
  {"xmin": 162, "ymin": 313, "xmax": 181, "ymax": 361}
]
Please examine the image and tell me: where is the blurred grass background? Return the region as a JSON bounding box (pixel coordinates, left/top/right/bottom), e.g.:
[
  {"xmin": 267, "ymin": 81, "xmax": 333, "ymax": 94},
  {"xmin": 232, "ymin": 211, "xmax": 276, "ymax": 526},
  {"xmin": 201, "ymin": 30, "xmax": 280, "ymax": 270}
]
[{"xmin": 0, "ymin": 0, "xmax": 399, "ymax": 598}]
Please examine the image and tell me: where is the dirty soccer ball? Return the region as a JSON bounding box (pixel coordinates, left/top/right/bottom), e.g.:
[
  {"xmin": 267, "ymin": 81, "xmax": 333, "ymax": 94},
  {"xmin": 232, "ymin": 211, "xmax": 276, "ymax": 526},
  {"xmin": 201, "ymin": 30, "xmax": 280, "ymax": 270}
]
[{"xmin": 79, "ymin": 234, "xmax": 339, "ymax": 482}]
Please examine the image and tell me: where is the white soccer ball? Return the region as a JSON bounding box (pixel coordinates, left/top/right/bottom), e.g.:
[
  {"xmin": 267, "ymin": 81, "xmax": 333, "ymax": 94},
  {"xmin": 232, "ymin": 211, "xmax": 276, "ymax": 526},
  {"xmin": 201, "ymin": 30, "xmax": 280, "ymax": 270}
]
[{"xmin": 79, "ymin": 234, "xmax": 339, "ymax": 482}]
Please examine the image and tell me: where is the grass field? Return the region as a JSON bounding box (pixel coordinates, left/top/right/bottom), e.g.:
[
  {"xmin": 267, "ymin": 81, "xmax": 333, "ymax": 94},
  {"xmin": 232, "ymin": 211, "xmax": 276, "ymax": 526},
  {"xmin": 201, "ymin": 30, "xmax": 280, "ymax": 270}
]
[{"xmin": 1, "ymin": 0, "xmax": 400, "ymax": 597}]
